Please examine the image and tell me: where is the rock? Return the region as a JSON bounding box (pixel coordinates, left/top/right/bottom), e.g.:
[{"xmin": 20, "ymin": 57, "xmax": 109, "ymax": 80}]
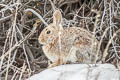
[{"xmin": 27, "ymin": 64, "xmax": 120, "ymax": 80}]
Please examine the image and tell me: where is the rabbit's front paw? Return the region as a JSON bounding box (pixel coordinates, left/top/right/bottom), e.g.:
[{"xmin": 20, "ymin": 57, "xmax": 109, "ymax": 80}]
[
  {"xmin": 47, "ymin": 59, "xmax": 63, "ymax": 68},
  {"xmin": 48, "ymin": 63, "xmax": 58, "ymax": 68}
]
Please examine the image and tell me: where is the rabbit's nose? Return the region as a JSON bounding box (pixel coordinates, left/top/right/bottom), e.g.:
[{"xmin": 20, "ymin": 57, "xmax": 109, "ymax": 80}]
[{"xmin": 38, "ymin": 40, "xmax": 43, "ymax": 46}]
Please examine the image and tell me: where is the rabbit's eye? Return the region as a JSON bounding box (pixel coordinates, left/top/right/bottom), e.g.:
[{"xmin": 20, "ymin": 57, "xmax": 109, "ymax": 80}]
[{"xmin": 46, "ymin": 31, "xmax": 51, "ymax": 34}]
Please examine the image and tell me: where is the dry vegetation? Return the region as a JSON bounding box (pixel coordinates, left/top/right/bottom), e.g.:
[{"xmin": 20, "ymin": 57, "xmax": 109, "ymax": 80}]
[{"xmin": 0, "ymin": 0, "xmax": 120, "ymax": 80}]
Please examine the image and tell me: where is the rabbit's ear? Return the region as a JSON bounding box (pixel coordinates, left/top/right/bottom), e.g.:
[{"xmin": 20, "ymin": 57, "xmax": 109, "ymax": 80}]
[{"xmin": 53, "ymin": 10, "xmax": 62, "ymax": 26}]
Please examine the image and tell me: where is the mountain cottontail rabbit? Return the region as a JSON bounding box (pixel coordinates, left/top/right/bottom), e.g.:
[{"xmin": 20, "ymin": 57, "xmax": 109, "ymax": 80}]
[{"xmin": 38, "ymin": 10, "xmax": 99, "ymax": 67}]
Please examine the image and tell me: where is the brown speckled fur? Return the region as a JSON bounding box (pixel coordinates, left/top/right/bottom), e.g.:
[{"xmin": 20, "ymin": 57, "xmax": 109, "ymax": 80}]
[{"xmin": 38, "ymin": 10, "xmax": 99, "ymax": 67}]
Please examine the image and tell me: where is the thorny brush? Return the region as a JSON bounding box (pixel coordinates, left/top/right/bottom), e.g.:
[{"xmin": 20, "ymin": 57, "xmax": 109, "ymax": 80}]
[{"xmin": 0, "ymin": 0, "xmax": 120, "ymax": 79}]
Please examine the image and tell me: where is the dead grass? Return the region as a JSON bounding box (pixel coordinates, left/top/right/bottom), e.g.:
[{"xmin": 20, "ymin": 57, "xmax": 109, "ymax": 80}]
[{"xmin": 0, "ymin": 0, "xmax": 120, "ymax": 79}]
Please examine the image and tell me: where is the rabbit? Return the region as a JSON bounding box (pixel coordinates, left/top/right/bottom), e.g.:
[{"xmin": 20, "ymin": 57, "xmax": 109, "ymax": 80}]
[{"xmin": 38, "ymin": 10, "xmax": 99, "ymax": 67}]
